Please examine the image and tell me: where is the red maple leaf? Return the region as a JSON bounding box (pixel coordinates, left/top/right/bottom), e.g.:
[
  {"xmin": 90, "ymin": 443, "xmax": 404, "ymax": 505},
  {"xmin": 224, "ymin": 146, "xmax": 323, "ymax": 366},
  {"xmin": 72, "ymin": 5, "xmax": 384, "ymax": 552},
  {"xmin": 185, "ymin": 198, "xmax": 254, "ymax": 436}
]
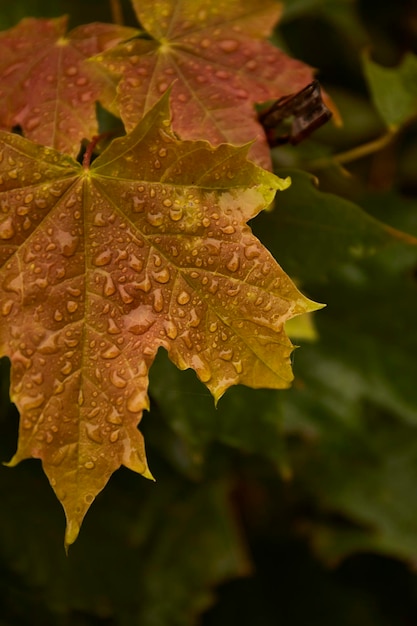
[
  {"xmin": 93, "ymin": 0, "xmax": 314, "ymax": 169},
  {"xmin": 0, "ymin": 16, "xmax": 136, "ymax": 156}
]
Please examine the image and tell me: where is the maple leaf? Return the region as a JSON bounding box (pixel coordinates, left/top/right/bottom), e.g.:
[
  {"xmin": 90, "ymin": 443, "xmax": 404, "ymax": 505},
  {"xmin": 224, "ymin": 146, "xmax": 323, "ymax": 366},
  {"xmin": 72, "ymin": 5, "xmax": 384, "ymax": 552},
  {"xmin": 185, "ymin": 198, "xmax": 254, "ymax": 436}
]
[
  {"xmin": 0, "ymin": 94, "xmax": 319, "ymax": 547},
  {"xmin": 0, "ymin": 16, "xmax": 136, "ymax": 157},
  {"xmin": 92, "ymin": 0, "xmax": 314, "ymax": 169}
]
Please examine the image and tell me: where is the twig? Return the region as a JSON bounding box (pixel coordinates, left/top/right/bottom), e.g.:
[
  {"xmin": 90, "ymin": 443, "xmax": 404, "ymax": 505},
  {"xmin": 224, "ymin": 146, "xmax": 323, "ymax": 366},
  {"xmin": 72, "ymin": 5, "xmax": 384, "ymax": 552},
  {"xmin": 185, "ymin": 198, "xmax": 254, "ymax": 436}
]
[
  {"xmin": 109, "ymin": 0, "xmax": 124, "ymax": 24},
  {"xmin": 308, "ymin": 130, "xmax": 397, "ymax": 170}
]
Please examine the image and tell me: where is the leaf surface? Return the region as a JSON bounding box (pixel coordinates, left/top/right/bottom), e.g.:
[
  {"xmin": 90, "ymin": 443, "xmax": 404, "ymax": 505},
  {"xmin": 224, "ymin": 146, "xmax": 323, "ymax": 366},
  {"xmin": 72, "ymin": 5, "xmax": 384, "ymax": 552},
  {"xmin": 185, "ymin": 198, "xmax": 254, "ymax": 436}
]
[
  {"xmin": 0, "ymin": 95, "xmax": 317, "ymax": 545},
  {"xmin": 363, "ymin": 51, "xmax": 417, "ymax": 130},
  {"xmin": 0, "ymin": 16, "xmax": 136, "ymax": 156},
  {"xmin": 253, "ymin": 169, "xmax": 417, "ymax": 283},
  {"xmin": 93, "ymin": 0, "xmax": 314, "ymax": 169}
]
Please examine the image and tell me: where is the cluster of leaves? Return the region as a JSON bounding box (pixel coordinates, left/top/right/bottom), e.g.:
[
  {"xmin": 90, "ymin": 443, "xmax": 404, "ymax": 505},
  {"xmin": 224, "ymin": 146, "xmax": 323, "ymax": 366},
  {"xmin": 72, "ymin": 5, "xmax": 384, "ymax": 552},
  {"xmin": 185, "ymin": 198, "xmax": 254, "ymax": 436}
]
[{"xmin": 2, "ymin": 0, "xmax": 417, "ymax": 625}]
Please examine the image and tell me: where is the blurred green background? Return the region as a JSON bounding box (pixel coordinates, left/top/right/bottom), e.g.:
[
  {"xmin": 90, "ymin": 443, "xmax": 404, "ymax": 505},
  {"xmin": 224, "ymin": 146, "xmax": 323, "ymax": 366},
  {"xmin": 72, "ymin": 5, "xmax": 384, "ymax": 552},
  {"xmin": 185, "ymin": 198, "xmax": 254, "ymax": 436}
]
[{"xmin": 1, "ymin": 0, "xmax": 417, "ymax": 624}]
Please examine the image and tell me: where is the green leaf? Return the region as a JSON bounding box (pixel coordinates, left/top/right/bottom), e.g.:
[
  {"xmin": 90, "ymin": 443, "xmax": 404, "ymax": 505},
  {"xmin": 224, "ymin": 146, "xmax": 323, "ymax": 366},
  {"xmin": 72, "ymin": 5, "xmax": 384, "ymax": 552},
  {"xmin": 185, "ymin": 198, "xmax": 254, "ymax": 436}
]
[
  {"xmin": 362, "ymin": 51, "xmax": 417, "ymax": 130},
  {"xmin": 0, "ymin": 455, "xmax": 248, "ymax": 624},
  {"xmin": 253, "ymin": 169, "xmax": 417, "ymax": 283},
  {"xmin": 281, "ymin": 230, "xmax": 417, "ymax": 563}
]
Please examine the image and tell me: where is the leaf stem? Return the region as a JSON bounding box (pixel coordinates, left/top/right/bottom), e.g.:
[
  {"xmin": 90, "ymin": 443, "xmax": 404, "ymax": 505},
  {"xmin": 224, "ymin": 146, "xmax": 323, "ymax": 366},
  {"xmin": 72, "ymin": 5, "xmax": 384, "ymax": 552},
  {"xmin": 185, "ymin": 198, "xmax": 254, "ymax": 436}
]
[
  {"xmin": 109, "ymin": 0, "xmax": 124, "ymax": 24},
  {"xmin": 308, "ymin": 130, "xmax": 397, "ymax": 170},
  {"xmin": 83, "ymin": 136, "xmax": 100, "ymax": 169},
  {"xmin": 83, "ymin": 132, "xmax": 116, "ymax": 169}
]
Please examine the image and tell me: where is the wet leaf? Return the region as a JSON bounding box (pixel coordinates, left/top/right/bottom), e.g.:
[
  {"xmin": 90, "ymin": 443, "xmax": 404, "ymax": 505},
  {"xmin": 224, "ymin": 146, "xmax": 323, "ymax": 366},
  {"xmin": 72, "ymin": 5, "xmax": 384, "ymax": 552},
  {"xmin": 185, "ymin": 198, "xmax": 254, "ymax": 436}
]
[
  {"xmin": 93, "ymin": 0, "xmax": 314, "ymax": 169},
  {"xmin": 0, "ymin": 94, "xmax": 318, "ymax": 546},
  {"xmin": 0, "ymin": 16, "xmax": 135, "ymax": 156}
]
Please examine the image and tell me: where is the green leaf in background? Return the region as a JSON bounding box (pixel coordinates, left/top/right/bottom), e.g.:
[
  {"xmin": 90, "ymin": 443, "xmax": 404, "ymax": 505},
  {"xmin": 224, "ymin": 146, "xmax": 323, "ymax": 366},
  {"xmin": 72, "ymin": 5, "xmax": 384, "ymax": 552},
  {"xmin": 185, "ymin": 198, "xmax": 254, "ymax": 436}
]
[
  {"xmin": 253, "ymin": 169, "xmax": 416, "ymax": 283},
  {"xmin": 0, "ymin": 449, "xmax": 248, "ymax": 625},
  {"xmin": 363, "ymin": 51, "xmax": 417, "ymax": 130},
  {"xmin": 149, "ymin": 349, "xmax": 286, "ymax": 468},
  {"xmin": 281, "ymin": 225, "xmax": 417, "ymax": 564}
]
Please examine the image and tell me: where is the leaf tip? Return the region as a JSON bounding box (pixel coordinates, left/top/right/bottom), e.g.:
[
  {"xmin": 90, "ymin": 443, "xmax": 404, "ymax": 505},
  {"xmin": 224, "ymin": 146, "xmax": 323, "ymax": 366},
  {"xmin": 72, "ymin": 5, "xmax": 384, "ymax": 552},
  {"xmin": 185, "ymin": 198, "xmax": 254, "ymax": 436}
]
[{"xmin": 64, "ymin": 518, "xmax": 81, "ymax": 552}]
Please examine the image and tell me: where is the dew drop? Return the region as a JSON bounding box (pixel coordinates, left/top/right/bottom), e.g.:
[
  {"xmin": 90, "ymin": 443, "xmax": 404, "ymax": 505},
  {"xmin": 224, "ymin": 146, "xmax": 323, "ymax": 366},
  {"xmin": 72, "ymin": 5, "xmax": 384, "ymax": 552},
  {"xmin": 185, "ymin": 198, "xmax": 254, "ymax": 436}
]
[
  {"xmin": 181, "ymin": 330, "xmax": 193, "ymax": 349},
  {"xmin": 227, "ymin": 285, "xmax": 240, "ymax": 297},
  {"xmin": 227, "ymin": 251, "xmax": 240, "ymax": 272},
  {"xmin": 219, "ymin": 348, "xmax": 233, "ymax": 361},
  {"xmin": 189, "ymin": 308, "xmax": 201, "ymax": 327},
  {"xmin": 208, "ymin": 279, "xmax": 219, "ymax": 294},
  {"xmin": 169, "ymin": 207, "xmax": 183, "ymax": 222},
  {"xmin": 136, "ymin": 275, "xmax": 152, "ymax": 292},
  {"xmin": 0, "ymin": 217, "xmax": 15, "ymax": 240},
  {"xmin": 53, "ymin": 379, "xmax": 65, "ymax": 395},
  {"xmin": 66, "ymin": 300, "xmax": 78, "ymax": 313},
  {"xmin": 20, "ymin": 392, "xmax": 45, "ymax": 411},
  {"xmin": 235, "ymin": 88, "xmax": 249, "ymax": 99},
  {"xmin": 109, "ymin": 429, "xmax": 120, "ymax": 443},
  {"xmin": 221, "ymin": 224, "xmax": 235, "ymax": 234},
  {"xmin": 94, "ymin": 212, "xmax": 106, "ymax": 226},
  {"xmin": 153, "ymin": 289, "xmax": 164, "ymax": 312},
  {"xmin": 60, "ymin": 361, "xmax": 72, "ymax": 376},
  {"xmin": 192, "ymin": 355, "xmax": 212, "ymax": 382},
  {"xmin": 107, "ymin": 411, "xmax": 123, "ymax": 425},
  {"xmin": 1, "ymin": 300, "xmax": 14, "ymax": 316},
  {"xmin": 93, "ymin": 250, "xmax": 112, "ymax": 266},
  {"xmin": 209, "ymin": 321, "xmax": 218, "ymax": 333},
  {"xmin": 244, "ymin": 244, "xmax": 260, "ymax": 260},
  {"xmin": 215, "ymin": 70, "xmax": 230, "ymax": 79},
  {"xmin": 164, "ymin": 320, "xmax": 178, "ymax": 339},
  {"xmin": 147, "ymin": 212, "xmax": 164, "ymax": 227},
  {"xmin": 103, "ymin": 275, "xmax": 116, "ymax": 297},
  {"xmin": 32, "ymin": 372, "xmax": 44, "ymax": 385},
  {"xmin": 245, "ymin": 59, "xmax": 257, "ymax": 70},
  {"xmin": 219, "ymin": 39, "xmax": 239, "ymax": 52},
  {"xmin": 54, "ymin": 309, "xmax": 63, "ymax": 322},
  {"xmin": 26, "ymin": 116, "xmax": 40, "ymax": 130},
  {"xmin": 107, "ymin": 318, "xmax": 121, "ymax": 334},
  {"xmin": 127, "ymin": 389, "xmax": 144, "ymax": 413},
  {"xmin": 118, "ymin": 285, "xmax": 133, "ymax": 304},
  {"xmin": 233, "ymin": 359, "xmax": 243, "ymax": 374},
  {"xmin": 177, "ymin": 290, "xmax": 191, "ymax": 305},
  {"xmin": 124, "ymin": 304, "xmax": 155, "ymax": 334},
  {"xmin": 153, "ymin": 267, "xmax": 170, "ymax": 284},
  {"xmin": 101, "ymin": 344, "xmax": 121, "ymax": 359},
  {"xmin": 84, "ymin": 460, "xmax": 95, "ymax": 470},
  {"xmin": 128, "ymin": 254, "xmax": 143, "ymax": 272},
  {"xmin": 110, "ymin": 369, "xmax": 127, "ymax": 388}
]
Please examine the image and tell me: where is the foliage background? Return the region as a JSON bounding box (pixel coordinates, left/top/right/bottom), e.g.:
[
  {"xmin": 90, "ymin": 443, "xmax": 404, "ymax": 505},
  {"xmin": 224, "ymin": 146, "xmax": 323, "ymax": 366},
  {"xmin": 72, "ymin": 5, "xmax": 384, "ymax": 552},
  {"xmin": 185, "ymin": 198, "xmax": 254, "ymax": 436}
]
[{"xmin": 1, "ymin": 0, "xmax": 417, "ymax": 624}]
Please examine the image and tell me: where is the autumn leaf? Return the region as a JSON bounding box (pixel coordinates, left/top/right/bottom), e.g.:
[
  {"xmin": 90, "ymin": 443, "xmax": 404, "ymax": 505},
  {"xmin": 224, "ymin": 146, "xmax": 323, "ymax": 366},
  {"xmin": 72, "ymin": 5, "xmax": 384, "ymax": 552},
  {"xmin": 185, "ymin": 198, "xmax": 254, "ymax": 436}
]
[
  {"xmin": 0, "ymin": 94, "xmax": 319, "ymax": 546},
  {"xmin": 0, "ymin": 16, "xmax": 136, "ymax": 157},
  {"xmin": 93, "ymin": 0, "xmax": 314, "ymax": 169}
]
